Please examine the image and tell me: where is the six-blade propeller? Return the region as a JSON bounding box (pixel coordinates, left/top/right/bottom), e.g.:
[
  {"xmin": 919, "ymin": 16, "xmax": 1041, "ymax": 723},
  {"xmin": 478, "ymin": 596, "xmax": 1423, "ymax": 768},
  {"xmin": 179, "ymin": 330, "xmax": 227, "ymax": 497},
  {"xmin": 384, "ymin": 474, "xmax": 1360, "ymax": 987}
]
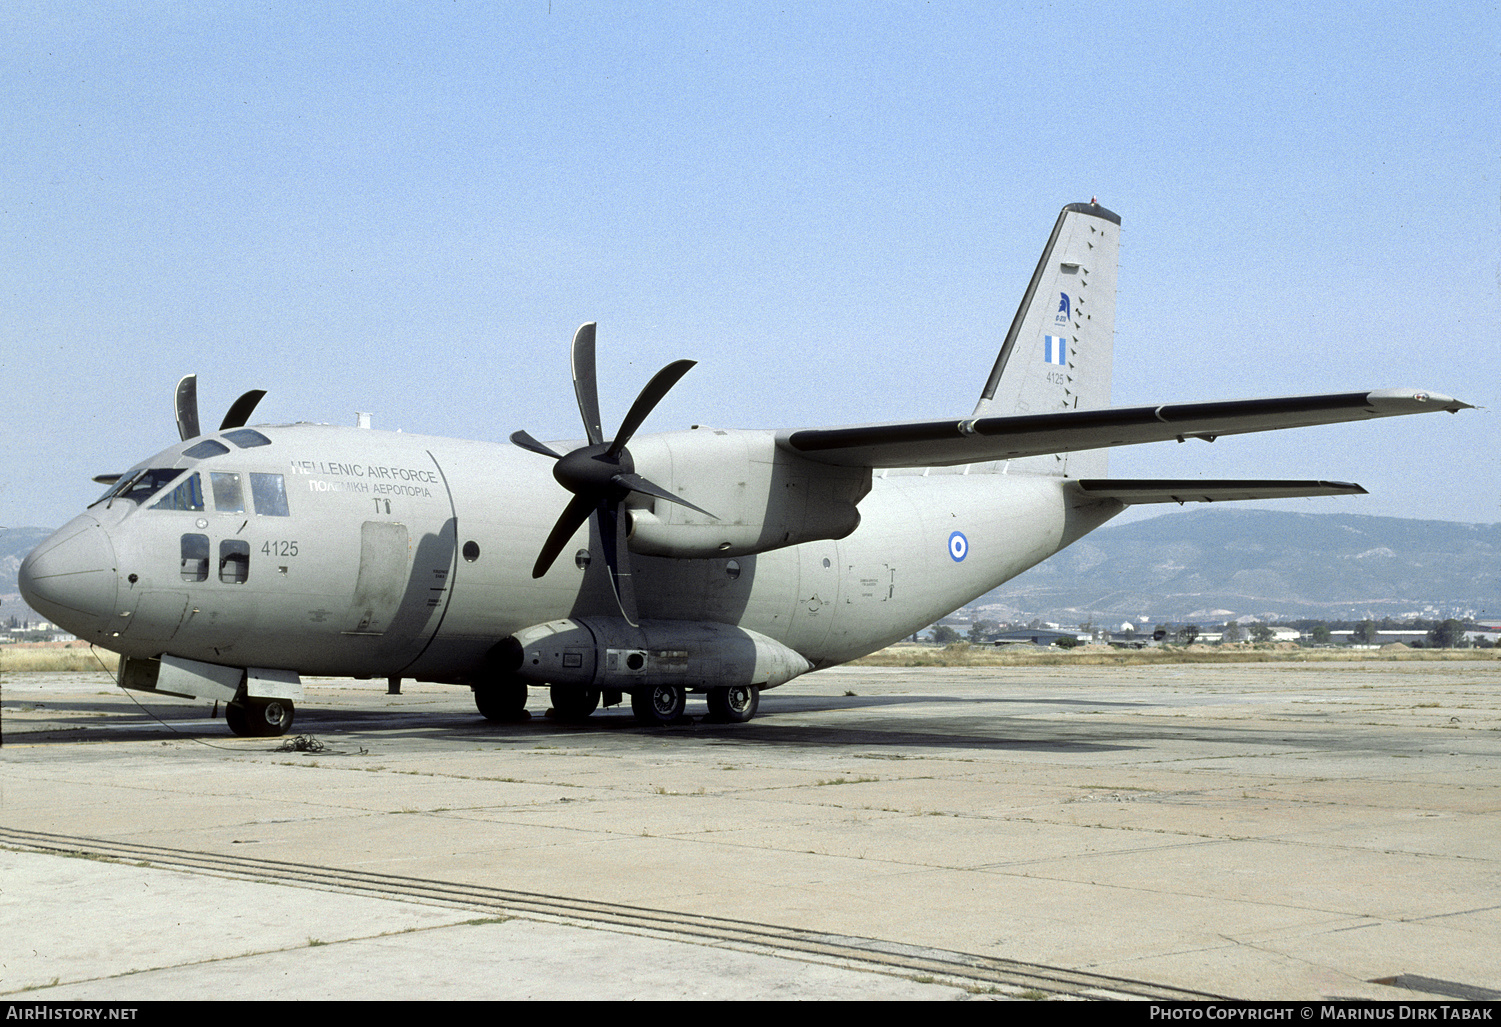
[
  {"xmin": 94, "ymin": 376, "xmax": 269, "ymax": 485},
  {"xmin": 175, "ymin": 374, "xmax": 267, "ymax": 442},
  {"xmin": 510, "ymin": 323, "xmax": 714, "ymax": 625}
]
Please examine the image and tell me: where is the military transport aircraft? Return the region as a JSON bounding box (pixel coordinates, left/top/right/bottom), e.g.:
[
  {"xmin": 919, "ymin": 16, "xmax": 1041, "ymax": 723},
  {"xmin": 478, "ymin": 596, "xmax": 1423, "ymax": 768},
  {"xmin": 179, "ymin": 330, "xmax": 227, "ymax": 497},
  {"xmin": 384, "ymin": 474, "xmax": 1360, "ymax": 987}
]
[{"xmin": 18, "ymin": 201, "xmax": 1470, "ymax": 736}]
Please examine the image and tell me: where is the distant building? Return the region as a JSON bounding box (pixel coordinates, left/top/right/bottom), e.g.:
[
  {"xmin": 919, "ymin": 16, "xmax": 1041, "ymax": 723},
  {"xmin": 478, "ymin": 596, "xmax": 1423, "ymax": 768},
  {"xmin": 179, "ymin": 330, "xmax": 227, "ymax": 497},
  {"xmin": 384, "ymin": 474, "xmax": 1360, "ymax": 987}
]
[{"xmin": 991, "ymin": 629, "xmax": 1090, "ymax": 646}]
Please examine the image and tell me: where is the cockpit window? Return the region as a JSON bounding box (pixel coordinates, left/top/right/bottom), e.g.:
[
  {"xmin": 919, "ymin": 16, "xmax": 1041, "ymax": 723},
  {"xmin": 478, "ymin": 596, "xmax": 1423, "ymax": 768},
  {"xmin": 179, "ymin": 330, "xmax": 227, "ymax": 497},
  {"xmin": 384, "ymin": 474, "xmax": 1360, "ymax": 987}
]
[
  {"xmin": 151, "ymin": 472, "xmax": 205, "ymax": 512},
  {"xmin": 183, "ymin": 439, "xmax": 230, "ymax": 460},
  {"xmin": 210, "ymin": 472, "xmax": 245, "ymax": 514},
  {"xmin": 95, "ymin": 468, "xmax": 187, "ymax": 508},
  {"xmin": 250, "ymin": 472, "xmax": 290, "ymax": 516},
  {"xmin": 223, "ymin": 429, "xmax": 271, "ymax": 449}
]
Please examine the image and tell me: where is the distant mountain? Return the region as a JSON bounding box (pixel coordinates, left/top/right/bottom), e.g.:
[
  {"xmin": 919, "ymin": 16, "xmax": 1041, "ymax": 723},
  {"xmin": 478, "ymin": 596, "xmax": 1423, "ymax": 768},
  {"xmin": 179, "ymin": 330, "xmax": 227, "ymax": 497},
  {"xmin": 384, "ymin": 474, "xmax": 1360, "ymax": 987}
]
[{"xmin": 975, "ymin": 509, "xmax": 1501, "ymax": 624}]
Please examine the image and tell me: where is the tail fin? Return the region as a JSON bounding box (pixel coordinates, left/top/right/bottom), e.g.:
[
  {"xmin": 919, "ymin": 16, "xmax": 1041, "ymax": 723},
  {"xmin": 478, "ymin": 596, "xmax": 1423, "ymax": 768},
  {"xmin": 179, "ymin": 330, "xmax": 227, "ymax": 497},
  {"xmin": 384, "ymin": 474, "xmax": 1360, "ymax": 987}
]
[{"xmin": 972, "ymin": 201, "xmax": 1120, "ymax": 477}]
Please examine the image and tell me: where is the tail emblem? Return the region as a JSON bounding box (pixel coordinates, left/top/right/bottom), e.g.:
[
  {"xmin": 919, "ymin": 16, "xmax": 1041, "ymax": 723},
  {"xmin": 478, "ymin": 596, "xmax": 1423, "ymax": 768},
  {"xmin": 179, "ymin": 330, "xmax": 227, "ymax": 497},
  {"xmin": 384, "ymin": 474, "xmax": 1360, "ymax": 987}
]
[{"xmin": 1055, "ymin": 292, "xmax": 1071, "ymax": 325}]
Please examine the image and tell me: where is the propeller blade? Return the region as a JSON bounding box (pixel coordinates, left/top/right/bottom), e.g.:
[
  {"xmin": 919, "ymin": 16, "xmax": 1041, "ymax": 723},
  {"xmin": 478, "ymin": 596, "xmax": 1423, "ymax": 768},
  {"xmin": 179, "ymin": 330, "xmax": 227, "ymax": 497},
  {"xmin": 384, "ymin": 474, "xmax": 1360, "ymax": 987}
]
[
  {"xmin": 175, "ymin": 374, "xmax": 201, "ymax": 441},
  {"xmin": 220, "ymin": 389, "xmax": 267, "ymax": 431},
  {"xmin": 613, "ymin": 472, "xmax": 716, "ymax": 519},
  {"xmin": 532, "ymin": 493, "xmax": 595, "ymax": 579},
  {"xmin": 516, "ymin": 323, "xmax": 702, "ymax": 624},
  {"xmin": 596, "ymin": 500, "xmax": 639, "ymax": 627},
  {"xmin": 608, "ymin": 359, "xmax": 696, "ymax": 458},
  {"xmin": 570, "ymin": 322, "xmax": 605, "ymax": 447},
  {"xmin": 510, "ymin": 430, "xmax": 564, "ymax": 460}
]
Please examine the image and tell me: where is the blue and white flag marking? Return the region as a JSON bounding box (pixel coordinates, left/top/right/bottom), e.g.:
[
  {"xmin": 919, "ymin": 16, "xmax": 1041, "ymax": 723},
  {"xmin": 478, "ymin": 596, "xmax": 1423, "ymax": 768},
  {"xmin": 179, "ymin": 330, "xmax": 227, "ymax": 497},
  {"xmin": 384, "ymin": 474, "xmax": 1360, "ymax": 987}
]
[
  {"xmin": 1044, "ymin": 336, "xmax": 1068, "ymax": 365},
  {"xmin": 948, "ymin": 531, "xmax": 968, "ymax": 562}
]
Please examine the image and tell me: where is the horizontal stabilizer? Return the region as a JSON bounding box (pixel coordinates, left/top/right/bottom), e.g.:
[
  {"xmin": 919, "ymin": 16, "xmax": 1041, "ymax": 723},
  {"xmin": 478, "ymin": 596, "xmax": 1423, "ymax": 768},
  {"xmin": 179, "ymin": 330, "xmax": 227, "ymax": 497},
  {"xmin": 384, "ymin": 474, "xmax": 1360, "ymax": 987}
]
[
  {"xmin": 1071, "ymin": 479, "xmax": 1366, "ymax": 506},
  {"xmin": 778, "ymin": 389, "xmax": 1470, "ymax": 469}
]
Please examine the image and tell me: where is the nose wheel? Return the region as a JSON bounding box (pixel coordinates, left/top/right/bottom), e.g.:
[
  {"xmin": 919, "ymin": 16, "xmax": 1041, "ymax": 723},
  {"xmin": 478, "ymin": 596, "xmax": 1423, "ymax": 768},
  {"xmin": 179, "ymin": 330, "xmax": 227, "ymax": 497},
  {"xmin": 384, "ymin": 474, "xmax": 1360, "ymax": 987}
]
[{"xmin": 225, "ymin": 698, "xmax": 295, "ymax": 737}]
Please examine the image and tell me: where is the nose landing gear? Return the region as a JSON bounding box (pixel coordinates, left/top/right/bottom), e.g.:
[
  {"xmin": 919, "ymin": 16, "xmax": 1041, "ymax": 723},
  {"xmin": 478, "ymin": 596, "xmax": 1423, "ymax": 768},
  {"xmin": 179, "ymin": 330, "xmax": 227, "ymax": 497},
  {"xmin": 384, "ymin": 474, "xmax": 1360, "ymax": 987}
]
[{"xmin": 225, "ymin": 697, "xmax": 295, "ymax": 737}]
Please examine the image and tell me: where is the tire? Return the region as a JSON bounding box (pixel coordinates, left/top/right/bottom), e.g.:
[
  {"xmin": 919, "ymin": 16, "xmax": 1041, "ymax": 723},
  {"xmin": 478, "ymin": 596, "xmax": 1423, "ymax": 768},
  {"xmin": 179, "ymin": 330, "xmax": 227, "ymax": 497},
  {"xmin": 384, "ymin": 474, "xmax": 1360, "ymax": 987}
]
[
  {"xmin": 230, "ymin": 698, "xmax": 294, "ymax": 737},
  {"xmin": 706, "ymin": 684, "xmax": 759, "ymax": 723},
  {"xmin": 474, "ymin": 680, "xmax": 529, "ymax": 722},
  {"xmin": 225, "ymin": 701, "xmax": 252, "ymax": 737},
  {"xmin": 550, "ymin": 686, "xmax": 601, "ymax": 722},
  {"xmin": 630, "ymin": 683, "xmax": 686, "ymax": 725}
]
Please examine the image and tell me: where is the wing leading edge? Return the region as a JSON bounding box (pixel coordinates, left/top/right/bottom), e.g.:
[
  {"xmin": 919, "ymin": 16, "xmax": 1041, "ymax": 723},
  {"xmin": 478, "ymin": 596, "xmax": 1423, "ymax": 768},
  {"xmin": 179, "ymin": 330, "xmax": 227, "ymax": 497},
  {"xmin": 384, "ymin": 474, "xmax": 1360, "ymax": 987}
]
[{"xmin": 777, "ymin": 388, "xmax": 1470, "ymax": 469}]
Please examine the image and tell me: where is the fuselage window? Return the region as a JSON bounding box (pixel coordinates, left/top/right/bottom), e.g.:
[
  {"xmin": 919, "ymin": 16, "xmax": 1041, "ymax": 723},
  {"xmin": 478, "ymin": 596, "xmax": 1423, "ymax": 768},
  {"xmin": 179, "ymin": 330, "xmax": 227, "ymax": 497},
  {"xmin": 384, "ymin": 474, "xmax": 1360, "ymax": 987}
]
[
  {"xmin": 250, "ymin": 472, "xmax": 290, "ymax": 516},
  {"xmin": 220, "ymin": 540, "xmax": 250, "ymax": 584},
  {"xmin": 211, "ymin": 472, "xmax": 245, "ymax": 514},
  {"xmin": 180, "ymin": 534, "xmax": 209, "ymax": 582},
  {"xmin": 183, "ymin": 439, "xmax": 230, "ymax": 460},
  {"xmin": 223, "ymin": 429, "xmax": 272, "ymax": 449},
  {"xmin": 151, "ymin": 473, "xmax": 205, "ymax": 512}
]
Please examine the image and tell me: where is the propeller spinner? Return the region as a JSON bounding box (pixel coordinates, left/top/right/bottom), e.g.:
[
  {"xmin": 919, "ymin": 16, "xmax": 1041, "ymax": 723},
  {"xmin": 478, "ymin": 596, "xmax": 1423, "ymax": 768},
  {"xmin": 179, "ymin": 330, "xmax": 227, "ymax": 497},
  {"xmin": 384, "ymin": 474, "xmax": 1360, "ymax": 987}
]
[{"xmin": 511, "ymin": 323, "xmax": 713, "ymax": 626}]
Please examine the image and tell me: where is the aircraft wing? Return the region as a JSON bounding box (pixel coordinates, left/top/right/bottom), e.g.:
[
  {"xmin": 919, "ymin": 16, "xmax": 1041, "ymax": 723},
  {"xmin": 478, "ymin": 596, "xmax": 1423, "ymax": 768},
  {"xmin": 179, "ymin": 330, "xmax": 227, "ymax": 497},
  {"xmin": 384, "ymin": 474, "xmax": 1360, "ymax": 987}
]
[
  {"xmin": 1068, "ymin": 479, "xmax": 1366, "ymax": 504},
  {"xmin": 777, "ymin": 389, "xmax": 1470, "ymax": 468}
]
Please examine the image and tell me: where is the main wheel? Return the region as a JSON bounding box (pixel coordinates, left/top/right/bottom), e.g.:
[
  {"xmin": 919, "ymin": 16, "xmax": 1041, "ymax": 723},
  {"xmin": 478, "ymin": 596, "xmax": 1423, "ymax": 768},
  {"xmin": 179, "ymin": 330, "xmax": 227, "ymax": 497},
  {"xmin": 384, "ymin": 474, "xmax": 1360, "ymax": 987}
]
[
  {"xmin": 631, "ymin": 683, "xmax": 686, "ymax": 725},
  {"xmin": 550, "ymin": 686, "xmax": 601, "ymax": 722},
  {"xmin": 474, "ymin": 680, "xmax": 529, "ymax": 721},
  {"xmin": 706, "ymin": 684, "xmax": 759, "ymax": 723}
]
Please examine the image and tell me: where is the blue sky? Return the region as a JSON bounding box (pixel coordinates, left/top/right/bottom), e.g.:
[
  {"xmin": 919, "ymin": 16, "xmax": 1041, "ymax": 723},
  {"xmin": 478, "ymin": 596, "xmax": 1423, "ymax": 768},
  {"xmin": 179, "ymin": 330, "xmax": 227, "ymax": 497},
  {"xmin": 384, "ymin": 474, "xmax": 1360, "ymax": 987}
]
[{"xmin": 4, "ymin": 1, "xmax": 1497, "ymax": 529}]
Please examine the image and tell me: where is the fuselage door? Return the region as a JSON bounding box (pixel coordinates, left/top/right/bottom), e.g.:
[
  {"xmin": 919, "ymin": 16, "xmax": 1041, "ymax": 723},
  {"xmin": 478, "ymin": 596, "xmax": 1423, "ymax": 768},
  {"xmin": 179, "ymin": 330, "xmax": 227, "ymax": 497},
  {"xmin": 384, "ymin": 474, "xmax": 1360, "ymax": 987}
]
[{"xmin": 347, "ymin": 521, "xmax": 411, "ymax": 634}]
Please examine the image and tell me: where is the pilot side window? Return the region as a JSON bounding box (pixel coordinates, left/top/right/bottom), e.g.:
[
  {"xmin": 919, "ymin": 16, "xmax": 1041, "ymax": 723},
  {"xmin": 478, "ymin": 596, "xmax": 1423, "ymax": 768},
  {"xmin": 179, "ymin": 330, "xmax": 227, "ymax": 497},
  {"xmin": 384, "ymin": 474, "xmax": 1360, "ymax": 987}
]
[
  {"xmin": 151, "ymin": 473, "xmax": 205, "ymax": 512},
  {"xmin": 210, "ymin": 472, "xmax": 245, "ymax": 514},
  {"xmin": 250, "ymin": 472, "xmax": 290, "ymax": 517},
  {"xmin": 220, "ymin": 540, "xmax": 250, "ymax": 584},
  {"xmin": 180, "ymin": 534, "xmax": 209, "ymax": 582}
]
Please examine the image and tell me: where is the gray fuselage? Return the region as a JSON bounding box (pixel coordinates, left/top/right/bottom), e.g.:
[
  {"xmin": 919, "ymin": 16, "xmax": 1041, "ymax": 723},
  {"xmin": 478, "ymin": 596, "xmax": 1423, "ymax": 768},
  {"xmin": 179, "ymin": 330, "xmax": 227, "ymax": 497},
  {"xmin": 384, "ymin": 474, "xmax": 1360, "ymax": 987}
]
[{"xmin": 26, "ymin": 422, "xmax": 1121, "ymax": 687}]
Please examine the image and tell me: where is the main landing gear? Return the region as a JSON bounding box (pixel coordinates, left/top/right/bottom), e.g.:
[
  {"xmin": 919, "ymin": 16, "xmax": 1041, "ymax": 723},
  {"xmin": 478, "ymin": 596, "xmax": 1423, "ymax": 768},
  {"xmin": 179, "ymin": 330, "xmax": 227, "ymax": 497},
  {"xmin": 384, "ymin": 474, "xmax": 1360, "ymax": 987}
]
[
  {"xmin": 630, "ymin": 683, "xmax": 687, "ymax": 725},
  {"xmin": 225, "ymin": 697, "xmax": 295, "ymax": 737},
  {"xmin": 473, "ymin": 679, "xmax": 529, "ymax": 721},
  {"xmin": 706, "ymin": 684, "xmax": 759, "ymax": 723},
  {"xmin": 549, "ymin": 685, "xmax": 601, "ymax": 722},
  {"xmin": 472, "ymin": 679, "xmax": 763, "ymax": 726},
  {"xmin": 629, "ymin": 684, "xmax": 760, "ymax": 725}
]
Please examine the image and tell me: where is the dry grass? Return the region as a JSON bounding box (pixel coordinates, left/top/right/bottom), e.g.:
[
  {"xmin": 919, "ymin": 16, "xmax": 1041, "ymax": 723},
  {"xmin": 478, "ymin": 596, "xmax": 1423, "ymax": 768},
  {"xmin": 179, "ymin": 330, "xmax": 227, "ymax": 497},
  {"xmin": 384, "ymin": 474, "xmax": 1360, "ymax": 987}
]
[
  {"xmin": 851, "ymin": 642, "xmax": 1501, "ymax": 668},
  {"xmin": 0, "ymin": 644, "xmax": 119, "ymax": 673}
]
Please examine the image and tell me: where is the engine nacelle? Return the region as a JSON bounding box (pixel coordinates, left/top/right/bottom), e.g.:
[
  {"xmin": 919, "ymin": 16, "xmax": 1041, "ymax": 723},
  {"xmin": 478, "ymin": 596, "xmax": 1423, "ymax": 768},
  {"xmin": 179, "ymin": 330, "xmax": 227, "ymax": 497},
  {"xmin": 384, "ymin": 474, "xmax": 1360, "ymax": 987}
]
[
  {"xmin": 623, "ymin": 429, "xmax": 869, "ymax": 559},
  {"xmin": 501, "ymin": 617, "xmax": 813, "ymax": 692}
]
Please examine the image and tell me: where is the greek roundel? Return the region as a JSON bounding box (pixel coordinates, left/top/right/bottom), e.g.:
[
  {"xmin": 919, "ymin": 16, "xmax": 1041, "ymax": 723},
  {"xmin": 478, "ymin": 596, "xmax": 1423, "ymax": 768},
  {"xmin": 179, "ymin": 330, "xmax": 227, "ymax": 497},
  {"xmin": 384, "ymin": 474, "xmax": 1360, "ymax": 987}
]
[{"xmin": 948, "ymin": 531, "xmax": 968, "ymax": 562}]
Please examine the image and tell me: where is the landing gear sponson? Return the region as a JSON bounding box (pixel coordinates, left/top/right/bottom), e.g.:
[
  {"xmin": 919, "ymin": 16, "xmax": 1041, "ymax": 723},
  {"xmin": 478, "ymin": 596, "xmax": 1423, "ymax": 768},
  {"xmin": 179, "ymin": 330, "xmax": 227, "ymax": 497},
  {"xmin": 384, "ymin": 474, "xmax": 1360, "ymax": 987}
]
[{"xmin": 480, "ymin": 617, "xmax": 805, "ymax": 726}]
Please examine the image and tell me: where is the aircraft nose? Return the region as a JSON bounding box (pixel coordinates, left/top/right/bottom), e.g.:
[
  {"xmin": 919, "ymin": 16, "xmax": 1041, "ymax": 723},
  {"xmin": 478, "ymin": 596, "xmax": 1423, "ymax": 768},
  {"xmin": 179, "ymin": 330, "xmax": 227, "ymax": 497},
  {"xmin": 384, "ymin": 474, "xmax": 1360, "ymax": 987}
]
[{"xmin": 18, "ymin": 515, "xmax": 119, "ymax": 634}]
